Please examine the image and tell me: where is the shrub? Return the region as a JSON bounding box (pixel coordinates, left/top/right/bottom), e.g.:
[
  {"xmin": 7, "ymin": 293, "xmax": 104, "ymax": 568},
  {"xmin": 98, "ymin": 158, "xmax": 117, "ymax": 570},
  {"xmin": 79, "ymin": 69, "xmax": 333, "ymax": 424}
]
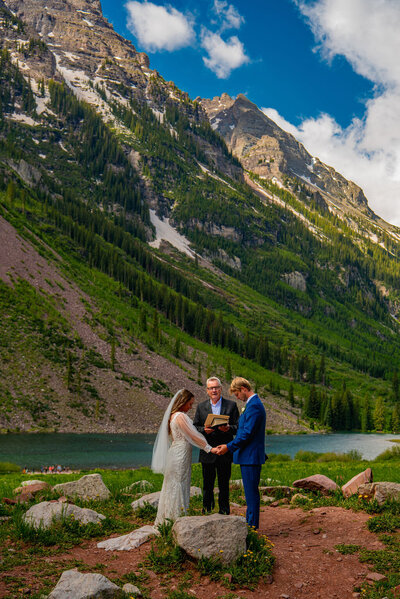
[
  {"xmin": 266, "ymin": 453, "xmax": 291, "ymax": 462},
  {"xmin": 294, "ymin": 450, "xmax": 320, "ymax": 462},
  {"xmin": 0, "ymin": 462, "xmax": 21, "ymax": 473},
  {"xmin": 374, "ymin": 445, "xmax": 400, "ymax": 461}
]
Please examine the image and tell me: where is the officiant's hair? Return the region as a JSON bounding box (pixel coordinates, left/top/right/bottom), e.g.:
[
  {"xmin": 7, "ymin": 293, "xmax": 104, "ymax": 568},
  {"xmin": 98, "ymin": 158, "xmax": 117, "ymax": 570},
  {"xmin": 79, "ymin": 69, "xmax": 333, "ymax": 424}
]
[{"xmin": 169, "ymin": 389, "xmax": 194, "ymax": 434}]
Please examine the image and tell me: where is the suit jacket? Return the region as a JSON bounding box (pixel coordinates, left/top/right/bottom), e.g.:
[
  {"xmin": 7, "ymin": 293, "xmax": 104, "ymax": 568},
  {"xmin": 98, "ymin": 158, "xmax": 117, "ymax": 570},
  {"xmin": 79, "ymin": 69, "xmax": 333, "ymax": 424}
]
[
  {"xmin": 226, "ymin": 394, "xmax": 266, "ymax": 465},
  {"xmin": 193, "ymin": 397, "xmax": 239, "ymax": 464}
]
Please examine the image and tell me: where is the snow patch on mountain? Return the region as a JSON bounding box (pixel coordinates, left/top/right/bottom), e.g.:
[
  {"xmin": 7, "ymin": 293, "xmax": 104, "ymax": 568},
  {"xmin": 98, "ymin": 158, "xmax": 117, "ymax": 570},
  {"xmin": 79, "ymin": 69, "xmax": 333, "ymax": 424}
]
[{"xmin": 149, "ymin": 210, "xmax": 195, "ymax": 258}]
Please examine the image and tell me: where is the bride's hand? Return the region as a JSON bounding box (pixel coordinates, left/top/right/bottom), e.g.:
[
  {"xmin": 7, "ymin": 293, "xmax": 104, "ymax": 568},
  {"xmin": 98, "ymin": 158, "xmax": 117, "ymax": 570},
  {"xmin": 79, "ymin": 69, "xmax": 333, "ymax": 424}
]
[{"xmin": 210, "ymin": 447, "xmax": 219, "ymax": 454}]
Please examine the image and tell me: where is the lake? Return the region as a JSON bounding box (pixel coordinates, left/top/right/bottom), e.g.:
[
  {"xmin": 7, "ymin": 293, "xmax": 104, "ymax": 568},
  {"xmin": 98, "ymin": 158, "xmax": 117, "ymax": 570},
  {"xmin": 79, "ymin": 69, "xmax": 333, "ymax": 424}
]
[{"xmin": 1, "ymin": 432, "xmax": 399, "ymax": 470}]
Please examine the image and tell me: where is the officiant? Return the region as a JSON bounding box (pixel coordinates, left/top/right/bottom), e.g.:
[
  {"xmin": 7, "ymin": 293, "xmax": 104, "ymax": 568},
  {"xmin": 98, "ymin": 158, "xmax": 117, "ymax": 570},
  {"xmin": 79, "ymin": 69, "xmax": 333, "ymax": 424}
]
[{"xmin": 193, "ymin": 376, "xmax": 239, "ymax": 514}]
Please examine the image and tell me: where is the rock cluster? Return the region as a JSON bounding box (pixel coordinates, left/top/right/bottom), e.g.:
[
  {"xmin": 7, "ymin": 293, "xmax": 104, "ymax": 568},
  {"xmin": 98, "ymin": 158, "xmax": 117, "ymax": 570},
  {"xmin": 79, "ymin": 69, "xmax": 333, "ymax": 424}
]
[{"xmin": 172, "ymin": 514, "xmax": 247, "ymax": 564}]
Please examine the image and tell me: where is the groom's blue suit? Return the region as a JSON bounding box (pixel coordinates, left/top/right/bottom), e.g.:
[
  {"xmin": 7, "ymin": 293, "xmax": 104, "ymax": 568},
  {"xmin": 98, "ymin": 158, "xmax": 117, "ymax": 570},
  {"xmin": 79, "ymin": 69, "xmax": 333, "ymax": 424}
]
[{"xmin": 226, "ymin": 394, "xmax": 266, "ymax": 528}]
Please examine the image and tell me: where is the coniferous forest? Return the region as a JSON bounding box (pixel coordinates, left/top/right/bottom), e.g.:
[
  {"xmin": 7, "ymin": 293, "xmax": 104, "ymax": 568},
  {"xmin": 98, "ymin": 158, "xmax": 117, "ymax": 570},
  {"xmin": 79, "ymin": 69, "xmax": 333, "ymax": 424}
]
[{"xmin": 1, "ymin": 2, "xmax": 400, "ymax": 434}]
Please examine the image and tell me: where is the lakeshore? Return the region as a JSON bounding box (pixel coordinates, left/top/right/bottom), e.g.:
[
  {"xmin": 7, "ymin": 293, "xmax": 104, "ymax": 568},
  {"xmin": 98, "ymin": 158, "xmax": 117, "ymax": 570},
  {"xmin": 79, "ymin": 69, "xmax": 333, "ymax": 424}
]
[{"xmin": 1, "ymin": 432, "xmax": 399, "ymax": 470}]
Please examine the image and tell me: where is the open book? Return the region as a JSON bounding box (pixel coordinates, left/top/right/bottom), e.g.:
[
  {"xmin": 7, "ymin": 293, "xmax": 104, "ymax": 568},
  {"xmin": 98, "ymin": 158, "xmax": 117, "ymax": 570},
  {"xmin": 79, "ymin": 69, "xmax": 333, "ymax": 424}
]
[{"xmin": 204, "ymin": 413, "xmax": 230, "ymax": 428}]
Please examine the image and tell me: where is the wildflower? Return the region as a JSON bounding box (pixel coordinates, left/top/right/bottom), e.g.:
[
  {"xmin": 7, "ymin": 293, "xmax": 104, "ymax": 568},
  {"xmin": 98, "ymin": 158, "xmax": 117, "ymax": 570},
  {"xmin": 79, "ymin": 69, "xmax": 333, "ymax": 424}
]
[{"xmin": 219, "ymin": 549, "xmax": 224, "ymax": 553}]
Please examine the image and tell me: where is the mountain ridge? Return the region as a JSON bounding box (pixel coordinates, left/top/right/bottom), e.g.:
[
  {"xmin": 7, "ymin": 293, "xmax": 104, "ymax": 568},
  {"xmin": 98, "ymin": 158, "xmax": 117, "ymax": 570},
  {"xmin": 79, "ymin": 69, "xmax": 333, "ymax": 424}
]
[{"xmin": 1, "ymin": 0, "xmax": 400, "ymax": 434}]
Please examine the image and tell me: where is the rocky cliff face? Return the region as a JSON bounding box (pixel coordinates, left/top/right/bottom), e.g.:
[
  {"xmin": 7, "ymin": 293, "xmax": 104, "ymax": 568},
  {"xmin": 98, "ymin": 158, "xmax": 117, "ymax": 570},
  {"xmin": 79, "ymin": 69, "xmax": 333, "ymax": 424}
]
[
  {"xmin": 200, "ymin": 93, "xmax": 374, "ymax": 218},
  {"xmin": 3, "ymin": 0, "xmax": 152, "ymax": 100}
]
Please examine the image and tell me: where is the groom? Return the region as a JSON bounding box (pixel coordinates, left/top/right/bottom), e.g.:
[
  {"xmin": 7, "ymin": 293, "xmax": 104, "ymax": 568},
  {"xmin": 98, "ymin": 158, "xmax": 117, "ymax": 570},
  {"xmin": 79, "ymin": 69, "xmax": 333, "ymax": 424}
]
[
  {"xmin": 215, "ymin": 377, "xmax": 266, "ymax": 529},
  {"xmin": 193, "ymin": 376, "xmax": 239, "ymax": 515}
]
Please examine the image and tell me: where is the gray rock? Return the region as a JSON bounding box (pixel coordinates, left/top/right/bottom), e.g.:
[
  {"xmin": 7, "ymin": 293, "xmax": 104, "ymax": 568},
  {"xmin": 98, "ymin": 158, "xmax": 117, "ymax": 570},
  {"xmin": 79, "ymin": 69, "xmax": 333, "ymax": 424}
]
[
  {"xmin": 122, "ymin": 583, "xmax": 142, "ymax": 596},
  {"xmin": 293, "ymin": 474, "xmax": 339, "ymax": 495},
  {"xmin": 23, "ymin": 501, "xmax": 105, "ymax": 529},
  {"xmin": 122, "ymin": 480, "xmax": 153, "ymax": 494},
  {"xmin": 21, "ymin": 480, "xmax": 46, "ymax": 487},
  {"xmin": 230, "ymin": 479, "xmax": 243, "ymax": 488},
  {"xmin": 53, "ymin": 474, "xmax": 111, "ymax": 501},
  {"xmin": 357, "ymin": 482, "xmax": 400, "ymax": 505},
  {"xmin": 172, "ymin": 513, "xmax": 247, "ymax": 564},
  {"xmin": 131, "ymin": 486, "xmax": 201, "ymax": 510},
  {"xmin": 261, "ymin": 496, "xmax": 275, "ymax": 504},
  {"xmin": 342, "ymin": 468, "xmax": 373, "ymax": 498},
  {"xmin": 48, "ymin": 569, "xmax": 123, "ymax": 598},
  {"xmin": 98, "ymin": 525, "xmax": 156, "ymax": 551},
  {"xmin": 291, "ymin": 493, "xmax": 311, "ymax": 504},
  {"xmin": 281, "ymin": 271, "xmax": 307, "ymax": 292}
]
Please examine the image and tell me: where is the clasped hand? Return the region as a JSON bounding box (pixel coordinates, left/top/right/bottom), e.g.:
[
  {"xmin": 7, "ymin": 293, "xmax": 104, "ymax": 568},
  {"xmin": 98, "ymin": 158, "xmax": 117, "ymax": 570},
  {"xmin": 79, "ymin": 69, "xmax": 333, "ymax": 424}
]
[{"xmin": 210, "ymin": 444, "xmax": 228, "ymax": 455}]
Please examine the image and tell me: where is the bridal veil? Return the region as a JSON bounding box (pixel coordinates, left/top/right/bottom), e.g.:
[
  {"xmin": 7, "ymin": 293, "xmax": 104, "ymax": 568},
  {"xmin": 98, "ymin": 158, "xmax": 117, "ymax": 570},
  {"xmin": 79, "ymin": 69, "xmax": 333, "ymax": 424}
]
[{"xmin": 151, "ymin": 389, "xmax": 183, "ymax": 473}]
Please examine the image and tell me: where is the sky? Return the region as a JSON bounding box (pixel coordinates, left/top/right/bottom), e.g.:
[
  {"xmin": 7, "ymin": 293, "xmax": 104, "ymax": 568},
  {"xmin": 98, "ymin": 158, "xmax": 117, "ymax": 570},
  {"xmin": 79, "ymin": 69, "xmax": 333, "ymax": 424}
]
[{"xmin": 99, "ymin": 0, "xmax": 400, "ymax": 226}]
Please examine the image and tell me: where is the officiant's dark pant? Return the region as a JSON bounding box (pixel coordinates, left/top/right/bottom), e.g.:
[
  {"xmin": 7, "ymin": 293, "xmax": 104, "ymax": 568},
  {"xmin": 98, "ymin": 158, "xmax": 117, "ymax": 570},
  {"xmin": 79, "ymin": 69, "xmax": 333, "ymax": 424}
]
[{"xmin": 202, "ymin": 460, "xmax": 231, "ymax": 514}]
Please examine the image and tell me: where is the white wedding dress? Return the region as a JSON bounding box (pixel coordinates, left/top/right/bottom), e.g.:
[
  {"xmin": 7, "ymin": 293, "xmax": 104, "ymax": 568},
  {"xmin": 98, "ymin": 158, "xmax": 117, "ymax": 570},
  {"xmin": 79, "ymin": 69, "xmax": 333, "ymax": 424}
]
[{"xmin": 155, "ymin": 411, "xmax": 211, "ymax": 526}]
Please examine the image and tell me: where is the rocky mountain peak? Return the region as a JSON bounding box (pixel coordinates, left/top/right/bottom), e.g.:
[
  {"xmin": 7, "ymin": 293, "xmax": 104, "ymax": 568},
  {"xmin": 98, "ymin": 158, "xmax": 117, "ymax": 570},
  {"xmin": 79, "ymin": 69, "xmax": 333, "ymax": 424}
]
[{"xmin": 200, "ymin": 93, "xmax": 372, "ymax": 218}]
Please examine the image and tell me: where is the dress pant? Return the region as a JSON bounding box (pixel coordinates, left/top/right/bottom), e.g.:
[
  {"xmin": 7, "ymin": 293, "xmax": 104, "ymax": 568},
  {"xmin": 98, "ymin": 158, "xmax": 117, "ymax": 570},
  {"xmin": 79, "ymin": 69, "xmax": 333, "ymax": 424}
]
[
  {"xmin": 241, "ymin": 464, "xmax": 262, "ymax": 529},
  {"xmin": 201, "ymin": 460, "xmax": 231, "ymax": 514}
]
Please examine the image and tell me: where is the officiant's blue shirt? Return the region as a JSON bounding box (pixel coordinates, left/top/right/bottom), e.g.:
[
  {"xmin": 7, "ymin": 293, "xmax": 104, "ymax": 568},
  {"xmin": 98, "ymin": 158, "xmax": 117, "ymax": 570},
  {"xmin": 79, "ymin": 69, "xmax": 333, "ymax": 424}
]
[{"xmin": 210, "ymin": 398, "xmax": 222, "ymax": 414}]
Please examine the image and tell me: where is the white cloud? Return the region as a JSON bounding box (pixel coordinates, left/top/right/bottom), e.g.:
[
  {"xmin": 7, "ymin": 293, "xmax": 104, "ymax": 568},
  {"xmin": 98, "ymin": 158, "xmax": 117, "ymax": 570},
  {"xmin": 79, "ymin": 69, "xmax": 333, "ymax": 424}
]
[
  {"xmin": 213, "ymin": 0, "xmax": 244, "ymax": 31},
  {"xmin": 125, "ymin": 1, "xmax": 195, "ymax": 52},
  {"xmin": 264, "ymin": 0, "xmax": 400, "ymax": 225},
  {"xmin": 201, "ymin": 29, "xmax": 249, "ymax": 78}
]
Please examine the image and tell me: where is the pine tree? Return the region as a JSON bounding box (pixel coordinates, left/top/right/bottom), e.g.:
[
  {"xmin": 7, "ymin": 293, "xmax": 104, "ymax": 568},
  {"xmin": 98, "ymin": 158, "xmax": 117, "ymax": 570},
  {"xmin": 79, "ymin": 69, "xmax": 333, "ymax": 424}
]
[
  {"xmin": 288, "ymin": 383, "xmax": 295, "ymax": 407},
  {"xmin": 373, "ymin": 397, "xmax": 386, "ymax": 431},
  {"xmin": 391, "ymin": 404, "xmax": 400, "ymax": 432},
  {"xmin": 225, "ymin": 357, "xmax": 232, "ymax": 382},
  {"xmin": 393, "ymin": 371, "xmax": 399, "ymax": 402}
]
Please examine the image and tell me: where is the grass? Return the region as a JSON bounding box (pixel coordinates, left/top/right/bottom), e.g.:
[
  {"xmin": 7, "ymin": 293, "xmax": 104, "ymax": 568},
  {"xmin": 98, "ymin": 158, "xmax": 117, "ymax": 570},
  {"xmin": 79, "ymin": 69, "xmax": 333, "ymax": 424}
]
[{"xmin": 0, "ymin": 458, "xmax": 399, "ymax": 597}]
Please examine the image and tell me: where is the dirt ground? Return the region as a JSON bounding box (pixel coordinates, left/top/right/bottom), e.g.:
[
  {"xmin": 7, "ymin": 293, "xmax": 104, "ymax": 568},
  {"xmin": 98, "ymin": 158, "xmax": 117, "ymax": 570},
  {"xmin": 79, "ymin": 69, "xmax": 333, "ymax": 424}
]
[{"xmin": 1, "ymin": 505, "xmax": 386, "ymax": 598}]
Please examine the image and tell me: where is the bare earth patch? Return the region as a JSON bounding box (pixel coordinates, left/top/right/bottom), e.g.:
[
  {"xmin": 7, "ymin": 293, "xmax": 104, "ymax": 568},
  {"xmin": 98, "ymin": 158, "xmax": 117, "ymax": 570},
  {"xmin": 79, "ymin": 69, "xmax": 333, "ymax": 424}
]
[{"xmin": 0, "ymin": 506, "xmax": 385, "ymax": 598}]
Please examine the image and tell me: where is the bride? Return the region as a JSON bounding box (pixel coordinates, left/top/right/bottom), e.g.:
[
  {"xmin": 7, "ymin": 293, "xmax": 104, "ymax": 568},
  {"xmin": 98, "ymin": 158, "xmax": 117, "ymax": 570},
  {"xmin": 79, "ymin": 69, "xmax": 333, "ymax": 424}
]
[{"xmin": 152, "ymin": 389, "xmax": 217, "ymax": 525}]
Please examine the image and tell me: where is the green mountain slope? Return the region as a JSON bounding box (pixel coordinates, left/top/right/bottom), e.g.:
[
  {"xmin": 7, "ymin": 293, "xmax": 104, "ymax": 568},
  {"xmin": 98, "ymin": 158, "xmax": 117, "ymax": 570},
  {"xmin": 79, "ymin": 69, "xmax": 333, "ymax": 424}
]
[{"xmin": 0, "ymin": 0, "xmax": 400, "ymax": 434}]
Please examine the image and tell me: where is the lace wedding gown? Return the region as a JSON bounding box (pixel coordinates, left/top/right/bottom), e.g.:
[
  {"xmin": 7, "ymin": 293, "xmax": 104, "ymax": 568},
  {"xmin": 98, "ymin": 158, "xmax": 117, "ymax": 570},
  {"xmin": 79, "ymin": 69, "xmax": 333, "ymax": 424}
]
[{"xmin": 155, "ymin": 411, "xmax": 211, "ymax": 526}]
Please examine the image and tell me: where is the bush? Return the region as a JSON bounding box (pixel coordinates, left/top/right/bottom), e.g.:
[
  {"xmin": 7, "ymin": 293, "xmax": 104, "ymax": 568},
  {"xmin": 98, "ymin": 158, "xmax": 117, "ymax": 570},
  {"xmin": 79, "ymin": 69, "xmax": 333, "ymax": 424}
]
[
  {"xmin": 0, "ymin": 462, "xmax": 21, "ymax": 473},
  {"xmin": 294, "ymin": 450, "xmax": 320, "ymax": 462},
  {"xmin": 266, "ymin": 453, "xmax": 291, "ymax": 462},
  {"xmin": 374, "ymin": 445, "xmax": 400, "ymax": 461}
]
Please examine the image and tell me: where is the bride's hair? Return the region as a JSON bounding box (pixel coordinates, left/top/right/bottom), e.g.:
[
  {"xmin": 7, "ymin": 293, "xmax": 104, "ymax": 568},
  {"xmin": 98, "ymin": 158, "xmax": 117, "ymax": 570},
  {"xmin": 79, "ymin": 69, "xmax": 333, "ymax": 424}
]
[{"xmin": 169, "ymin": 389, "xmax": 194, "ymax": 434}]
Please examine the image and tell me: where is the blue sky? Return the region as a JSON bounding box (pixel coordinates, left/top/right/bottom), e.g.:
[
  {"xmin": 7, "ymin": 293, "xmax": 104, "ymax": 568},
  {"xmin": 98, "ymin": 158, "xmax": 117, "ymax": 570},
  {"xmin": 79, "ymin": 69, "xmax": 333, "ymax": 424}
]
[{"xmin": 100, "ymin": 0, "xmax": 400, "ymax": 226}]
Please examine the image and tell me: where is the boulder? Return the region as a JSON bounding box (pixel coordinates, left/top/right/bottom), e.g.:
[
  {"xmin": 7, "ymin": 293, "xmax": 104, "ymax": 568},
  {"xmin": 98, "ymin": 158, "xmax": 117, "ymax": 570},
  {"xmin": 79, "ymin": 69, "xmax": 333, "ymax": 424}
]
[
  {"xmin": 98, "ymin": 525, "xmax": 157, "ymax": 551},
  {"xmin": 172, "ymin": 514, "xmax": 247, "ymax": 564},
  {"xmin": 23, "ymin": 501, "xmax": 105, "ymax": 529},
  {"xmin": 342, "ymin": 468, "xmax": 373, "ymax": 498},
  {"xmin": 19, "ymin": 480, "xmax": 48, "ymax": 489},
  {"xmin": 131, "ymin": 486, "xmax": 201, "ymax": 510},
  {"xmin": 122, "ymin": 583, "xmax": 142, "ymax": 596},
  {"xmin": 230, "ymin": 479, "xmax": 243, "ymax": 488},
  {"xmin": 14, "ymin": 482, "xmax": 50, "ymax": 503},
  {"xmin": 292, "ymin": 474, "xmax": 339, "ymax": 495},
  {"xmin": 261, "ymin": 496, "xmax": 275, "ymax": 504},
  {"xmin": 357, "ymin": 482, "xmax": 400, "ymax": 505},
  {"xmin": 48, "ymin": 569, "xmax": 123, "ymax": 598},
  {"xmin": 53, "ymin": 474, "xmax": 111, "ymax": 501},
  {"xmin": 122, "ymin": 480, "xmax": 153, "ymax": 494}
]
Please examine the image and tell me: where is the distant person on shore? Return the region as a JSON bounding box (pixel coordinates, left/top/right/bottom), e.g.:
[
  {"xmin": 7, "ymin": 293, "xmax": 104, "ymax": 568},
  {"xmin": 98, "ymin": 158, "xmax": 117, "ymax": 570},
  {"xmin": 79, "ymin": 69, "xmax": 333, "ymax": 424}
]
[
  {"xmin": 214, "ymin": 377, "xmax": 266, "ymax": 529},
  {"xmin": 193, "ymin": 376, "xmax": 239, "ymax": 514},
  {"xmin": 151, "ymin": 389, "xmax": 219, "ymax": 525}
]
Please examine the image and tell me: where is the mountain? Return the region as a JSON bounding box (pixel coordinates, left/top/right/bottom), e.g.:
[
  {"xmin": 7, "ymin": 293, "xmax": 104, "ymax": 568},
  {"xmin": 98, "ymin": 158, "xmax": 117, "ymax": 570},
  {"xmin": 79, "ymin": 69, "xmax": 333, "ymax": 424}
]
[{"xmin": 0, "ymin": 0, "xmax": 400, "ymax": 435}]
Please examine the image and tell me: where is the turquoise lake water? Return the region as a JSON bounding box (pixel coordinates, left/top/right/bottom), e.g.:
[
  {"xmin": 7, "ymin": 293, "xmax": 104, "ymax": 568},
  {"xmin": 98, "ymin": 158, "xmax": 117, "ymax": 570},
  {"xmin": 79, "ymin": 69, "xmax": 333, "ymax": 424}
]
[{"xmin": 1, "ymin": 432, "xmax": 399, "ymax": 470}]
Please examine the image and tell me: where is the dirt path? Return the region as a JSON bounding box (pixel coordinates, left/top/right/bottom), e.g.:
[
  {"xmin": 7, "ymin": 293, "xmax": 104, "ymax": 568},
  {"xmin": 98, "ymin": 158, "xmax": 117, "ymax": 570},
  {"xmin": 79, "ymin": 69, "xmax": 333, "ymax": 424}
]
[{"xmin": 6, "ymin": 505, "xmax": 383, "ymax": 599}]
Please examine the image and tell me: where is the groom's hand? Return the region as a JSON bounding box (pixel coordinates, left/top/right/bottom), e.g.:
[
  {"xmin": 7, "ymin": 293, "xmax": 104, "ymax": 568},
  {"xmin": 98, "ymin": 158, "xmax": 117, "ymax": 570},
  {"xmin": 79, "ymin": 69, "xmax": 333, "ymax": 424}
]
[{"xmin": 214, "ymin": 444, "xmax": 228, "ymax": 455}]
